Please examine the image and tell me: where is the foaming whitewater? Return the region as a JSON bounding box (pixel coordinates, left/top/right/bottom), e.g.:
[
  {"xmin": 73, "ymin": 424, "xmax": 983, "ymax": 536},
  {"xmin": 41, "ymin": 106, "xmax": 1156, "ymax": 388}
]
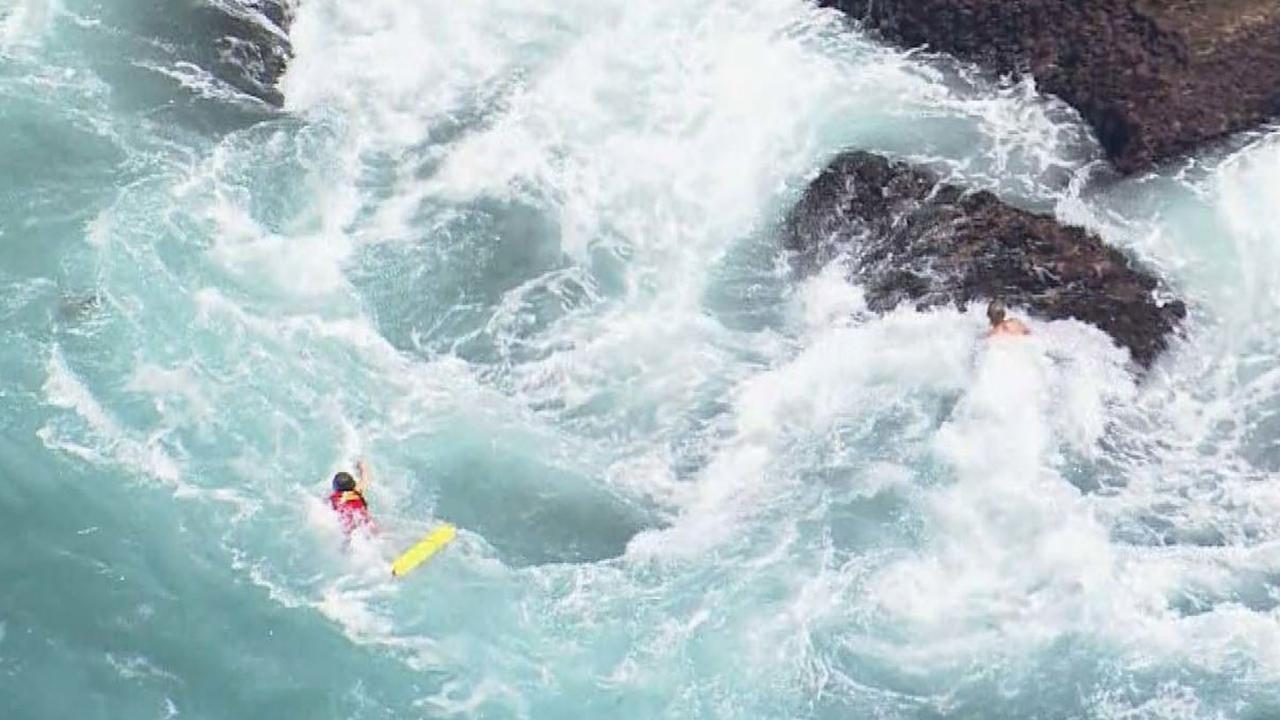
[{"xmin": 3, "ymin": 0, "xmax": 1280, "ymax": 718}]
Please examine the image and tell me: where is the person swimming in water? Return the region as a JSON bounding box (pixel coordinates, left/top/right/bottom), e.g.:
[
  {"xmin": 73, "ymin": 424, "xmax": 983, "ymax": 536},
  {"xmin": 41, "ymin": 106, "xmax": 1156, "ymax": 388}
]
[
  {"xmin": 984, "ymin": 298, "xmax": 1031, "ymax": 338},
  {"xmin": 329, "ymin": 459, "xmax": 375, "ymax": 535}
]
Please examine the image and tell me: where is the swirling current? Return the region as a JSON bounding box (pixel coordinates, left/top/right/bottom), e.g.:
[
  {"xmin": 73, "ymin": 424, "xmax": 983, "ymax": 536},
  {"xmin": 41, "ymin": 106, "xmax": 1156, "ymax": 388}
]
[{"xmin": 3, "ymin": 1, "xmax": 1280, "ymax": 718}]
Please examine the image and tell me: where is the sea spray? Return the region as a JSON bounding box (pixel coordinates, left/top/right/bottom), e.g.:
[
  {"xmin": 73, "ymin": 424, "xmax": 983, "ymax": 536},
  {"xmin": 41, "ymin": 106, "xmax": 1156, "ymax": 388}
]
[{"xmin": 2, "ymin": 0, "xmax": 1279, "ymax": 717}]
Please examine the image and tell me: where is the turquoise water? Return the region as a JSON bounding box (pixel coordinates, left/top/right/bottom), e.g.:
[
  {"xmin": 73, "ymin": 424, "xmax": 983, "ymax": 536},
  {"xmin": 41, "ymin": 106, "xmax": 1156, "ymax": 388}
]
[{"xmin": 4, "ymin": 1, "xmax": 1280, "ymax": 718}]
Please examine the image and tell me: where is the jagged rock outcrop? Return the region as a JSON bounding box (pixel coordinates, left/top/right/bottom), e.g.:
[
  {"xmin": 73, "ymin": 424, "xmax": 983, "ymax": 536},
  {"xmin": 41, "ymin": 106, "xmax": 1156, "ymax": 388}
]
[
  {"xmin": 820, "ymin": 0, "xmax": 1280, "ymax": 174},
  {"xmin": 135, "ymin": 0, "xmax": 294, "ymax": 107},
  {"xmin": 199, "ymin": 0, "xmax": 295, "ymax": 106},
  {"xmin": 785, "ymin": 151, "xmax": 1186, "ymax": 367}
]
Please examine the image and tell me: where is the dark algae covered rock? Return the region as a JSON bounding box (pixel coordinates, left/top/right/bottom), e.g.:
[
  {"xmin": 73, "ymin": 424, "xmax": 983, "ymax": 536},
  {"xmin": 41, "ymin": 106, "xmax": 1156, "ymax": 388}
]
[
  {"xmin": 820, "ymin": 0, "xmax": 1280, "ymax": 174},
  {"xmin": 785, "ymin": 152, "xmax": 1187, "ymax": 367}
]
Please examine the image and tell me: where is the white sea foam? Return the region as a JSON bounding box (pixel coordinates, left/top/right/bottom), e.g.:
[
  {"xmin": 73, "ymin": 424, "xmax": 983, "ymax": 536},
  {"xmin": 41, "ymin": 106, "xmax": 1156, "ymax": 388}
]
[
  {"xmin": 22, "ymin": 0, "xmax": 1276, "ymax": 714},
  {"xmin": 873, "ymin": 330, "xmax": 1120, "ymax": 650},
  {"xmin": 0, "ymin": 0, "xmax": 58, "ymax": 49},
  {"xmin": 126, "ymin": 362, "xmax": 215, "ymax": 426},
  {"xmin": 269, "ymin": 4, "xmax": 1279, "ymax": 710},
  {"xmin": 104, "ymin": 652, "xmax": 178, "ymax": 683},
  {"xmin": 1210, "ymin": 136, "xmax": 1280, "ymax": 329},
  {"xmin": 133, "ymin": 60, "xmax": 274, "ymax": 109},
  {"xmin": 40, "ymin": 347, "xmax": 183, "ymax": 485}
]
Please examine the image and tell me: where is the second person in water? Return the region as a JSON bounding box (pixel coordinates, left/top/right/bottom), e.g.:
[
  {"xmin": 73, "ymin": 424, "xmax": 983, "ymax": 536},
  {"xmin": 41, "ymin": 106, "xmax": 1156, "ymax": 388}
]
[{"xmin": 985, "ymin": 298, "xmax": 1030, "ymax": 338}]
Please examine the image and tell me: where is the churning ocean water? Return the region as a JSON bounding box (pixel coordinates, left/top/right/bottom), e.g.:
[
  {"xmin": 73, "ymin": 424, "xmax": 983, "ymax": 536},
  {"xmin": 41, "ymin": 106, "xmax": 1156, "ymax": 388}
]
[{"xmin": 3, "ymin": 0, "xmax": 1280, "ymax": 718}]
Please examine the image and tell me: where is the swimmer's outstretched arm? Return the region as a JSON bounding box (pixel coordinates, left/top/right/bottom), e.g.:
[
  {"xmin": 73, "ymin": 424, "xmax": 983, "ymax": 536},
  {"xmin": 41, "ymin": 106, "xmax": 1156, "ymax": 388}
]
[{"xmin": 356, "ymin": 459, "xmax": 372, "ymax": 493}]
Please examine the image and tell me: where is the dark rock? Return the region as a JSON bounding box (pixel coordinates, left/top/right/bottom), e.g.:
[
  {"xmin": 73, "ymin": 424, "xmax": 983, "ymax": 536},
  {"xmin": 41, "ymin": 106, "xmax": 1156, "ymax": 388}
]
[
  {"xmin": 200, "ymin": 0, "xmax": 294, "ymax": 107},
  {"xmin": 134, "ymin": 0, "xmax": 294, "ymax": 107},
  {"xmin": 785, "ymin": 151, "xmax": 1186, "ymax": 367},
  {"xmin": 819, "ymin": 0, "xmax": 1280, "ymax": 174}
]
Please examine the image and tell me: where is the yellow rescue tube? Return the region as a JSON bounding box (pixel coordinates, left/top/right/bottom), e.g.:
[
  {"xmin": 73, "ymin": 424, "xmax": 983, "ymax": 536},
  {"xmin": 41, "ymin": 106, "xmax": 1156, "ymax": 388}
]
[{"xmin": 391, "ymin": 524, "xmax": 457, "ymax": 578}]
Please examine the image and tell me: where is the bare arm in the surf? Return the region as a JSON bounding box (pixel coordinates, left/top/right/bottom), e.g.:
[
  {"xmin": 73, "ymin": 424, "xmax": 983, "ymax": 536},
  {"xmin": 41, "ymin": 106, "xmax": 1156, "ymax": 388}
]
[
  {"xmin": 985, "ymin": 318, "xmax": 1031, "ymax": 338},
  {"xmin": 355, "ymin": 458, "xmax": 372, "ymax": 493}
]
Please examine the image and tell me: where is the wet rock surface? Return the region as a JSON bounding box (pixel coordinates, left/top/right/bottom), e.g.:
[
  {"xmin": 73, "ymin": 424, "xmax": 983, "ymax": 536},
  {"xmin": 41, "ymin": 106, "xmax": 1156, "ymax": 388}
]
[
  {"xmin": 784, "ymin": 151, "xmax": 1186, "ymax": 367},
  {"xmin": 200, "ymin": 0, "xmax": 294, "ymax": 106},
  {"xmin": 820, "ymin": 0, "xmax": 1280, "ymax": 174},
  {"xmin": 136, "ymin": 0, "xmax": 294, "ymax": 107}
]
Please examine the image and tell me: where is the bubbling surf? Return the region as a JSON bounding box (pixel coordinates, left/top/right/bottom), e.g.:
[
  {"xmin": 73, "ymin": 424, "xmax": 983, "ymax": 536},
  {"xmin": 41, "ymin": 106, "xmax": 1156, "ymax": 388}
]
[{"xmin": 2, "ymin": 0, "xmax": 1279, "ymax": 718}]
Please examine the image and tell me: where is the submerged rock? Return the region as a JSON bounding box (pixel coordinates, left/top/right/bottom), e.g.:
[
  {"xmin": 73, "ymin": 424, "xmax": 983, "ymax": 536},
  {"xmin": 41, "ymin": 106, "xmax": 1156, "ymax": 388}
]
[
  {"xmin": 820, "ymin": 0, "xmax": 1280, "ymax": 174},
  {"xmin": 784, "ymin": 151, "xmax": 1186, "ymax": 367}
]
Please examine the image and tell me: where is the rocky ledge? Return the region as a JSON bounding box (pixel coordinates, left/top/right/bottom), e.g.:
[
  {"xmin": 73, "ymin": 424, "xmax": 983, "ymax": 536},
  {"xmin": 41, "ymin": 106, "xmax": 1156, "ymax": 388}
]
[
  {"xmin": 198, "ymin": 0, "xmax": 294, "ymax": 106},
  {"xmin": 784, "ymin": 152, "xmax": 1186, "ymax": 367},
  {"xmin": 820, "ymin": 0, "xmax": 1280, "ymax": 174}
]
